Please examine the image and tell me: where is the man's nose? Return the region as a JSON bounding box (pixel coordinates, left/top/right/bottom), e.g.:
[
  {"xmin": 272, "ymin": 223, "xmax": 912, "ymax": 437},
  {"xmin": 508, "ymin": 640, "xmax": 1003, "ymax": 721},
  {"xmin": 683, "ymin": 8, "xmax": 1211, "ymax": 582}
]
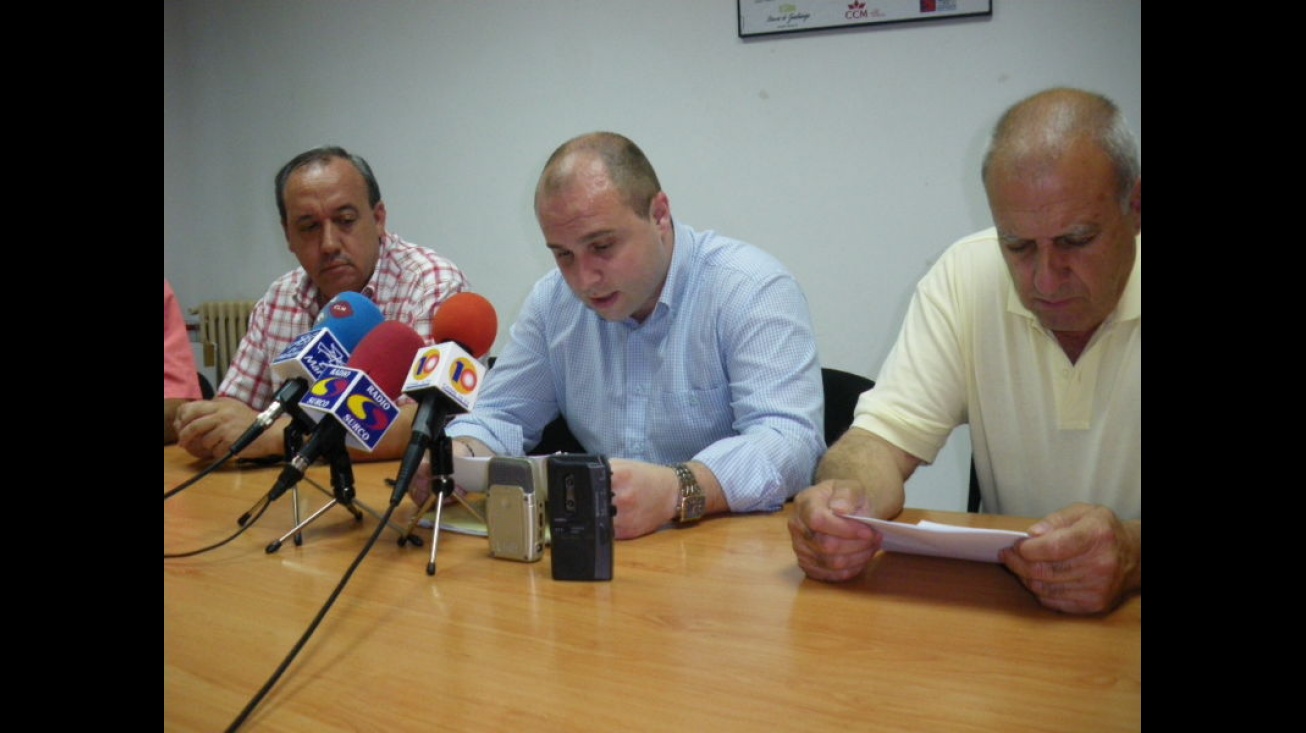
[
  {"xmin": 1033, "ymin": 244, "xmax": 1070, "ymax": 295},
  {"xmin": 577, "ymin": 253, "xmax": 602, "ymax": 289},
  {"xmin": 321, "ymin": 223, "xmax": 343, "ymax": 253}
]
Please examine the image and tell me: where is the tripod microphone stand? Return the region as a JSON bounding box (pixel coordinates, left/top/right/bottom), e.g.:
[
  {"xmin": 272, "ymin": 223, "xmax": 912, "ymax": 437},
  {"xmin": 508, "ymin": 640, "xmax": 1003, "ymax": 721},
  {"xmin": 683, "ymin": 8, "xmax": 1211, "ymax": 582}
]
[
  {"xmin": 398, "ymin": 432, "xmax": 480, "ymax": 575},
  {"xmin": 235, "ymin": 420, "xmax": 335, "ymax": 544},
  {"xmin": 236, "ymin": 418, "xmax": 409, "ymax": 552},
  {"xmin": 281, "ymin": 421, "xmax": 314, "ymax": 546},
  {"xmin": 266, "ymin": 436, "xmax": 413, "ymax": 553},
  {"xmin": 266, "ymin": 439, "xmax": 357, "ymax": 553}
]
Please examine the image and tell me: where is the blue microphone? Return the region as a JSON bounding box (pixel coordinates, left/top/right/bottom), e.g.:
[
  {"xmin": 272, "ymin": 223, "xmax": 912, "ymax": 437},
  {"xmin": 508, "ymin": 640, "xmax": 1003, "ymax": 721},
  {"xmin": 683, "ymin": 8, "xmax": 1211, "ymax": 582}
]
[
  {"xmin": 312, "ymin": 291, "xmax": 385, "ymax": 352},
  {"xmin": 269, "ymin": 292, "xmax": 385, "ymax": 384}
]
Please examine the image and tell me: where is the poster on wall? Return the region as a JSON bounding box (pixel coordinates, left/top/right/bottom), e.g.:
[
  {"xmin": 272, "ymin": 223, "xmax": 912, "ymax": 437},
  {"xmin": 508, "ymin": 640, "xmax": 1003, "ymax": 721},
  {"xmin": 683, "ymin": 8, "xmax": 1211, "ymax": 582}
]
[{"xmin": 738, "ymin": 0, "xmax": 992, "ymax": 38}]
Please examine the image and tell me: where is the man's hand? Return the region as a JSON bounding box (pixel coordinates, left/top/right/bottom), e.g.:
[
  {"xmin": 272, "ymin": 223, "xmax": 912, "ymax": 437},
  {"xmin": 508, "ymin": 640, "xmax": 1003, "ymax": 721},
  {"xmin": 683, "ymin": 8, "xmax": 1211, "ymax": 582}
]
[
  {"xmin": 788, "ymin": 479, "xmax": 883, "ymax": 582},
  {"xmin": 606, "ymin": 458, "xmax": 680, "ymax": 540},
  {"xmin": 174, "ymin": 398, "xmax": 267, "ymax": 460},
  {"xmin": 407, "ymin": 440, "xmax": 478, "ymax": 508},
  {"xmin": 999, "ymin": 503, "xmax": 1141, "ymax": 614}
]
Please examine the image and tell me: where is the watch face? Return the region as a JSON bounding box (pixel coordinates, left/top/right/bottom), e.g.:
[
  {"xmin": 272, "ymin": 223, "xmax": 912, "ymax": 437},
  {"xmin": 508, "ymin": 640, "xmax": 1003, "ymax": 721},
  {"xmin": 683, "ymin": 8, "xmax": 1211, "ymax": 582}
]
[
  {"xmin": 683, "ymin": 493, "xmax": 706, "ymax": 521},
  {"xmin": 673, "ymin": 464, "xmax": 705, "ymax": 522}
]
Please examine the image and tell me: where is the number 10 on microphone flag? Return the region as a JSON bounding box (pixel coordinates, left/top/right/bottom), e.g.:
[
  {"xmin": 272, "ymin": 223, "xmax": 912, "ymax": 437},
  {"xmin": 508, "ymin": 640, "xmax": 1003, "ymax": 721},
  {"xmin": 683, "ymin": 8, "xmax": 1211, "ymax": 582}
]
[{"xmin": 403, "ymin": 343, "xmax": 484, "ymax": 414}]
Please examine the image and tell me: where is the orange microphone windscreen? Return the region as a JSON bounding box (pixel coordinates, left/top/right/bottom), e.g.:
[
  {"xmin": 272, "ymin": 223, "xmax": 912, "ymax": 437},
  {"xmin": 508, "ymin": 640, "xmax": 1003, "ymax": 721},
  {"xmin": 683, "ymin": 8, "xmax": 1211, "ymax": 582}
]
[{"xmin": 430, "ymin": 292, "xmax": 499, "ymax": 359}]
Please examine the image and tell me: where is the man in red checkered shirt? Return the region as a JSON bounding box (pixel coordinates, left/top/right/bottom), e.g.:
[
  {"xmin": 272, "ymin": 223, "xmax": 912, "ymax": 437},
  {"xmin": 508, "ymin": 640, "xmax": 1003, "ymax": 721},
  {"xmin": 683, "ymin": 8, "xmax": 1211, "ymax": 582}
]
[{"xmin": 174, "ymin": 146, "xmax": 468, "ymax": 462}]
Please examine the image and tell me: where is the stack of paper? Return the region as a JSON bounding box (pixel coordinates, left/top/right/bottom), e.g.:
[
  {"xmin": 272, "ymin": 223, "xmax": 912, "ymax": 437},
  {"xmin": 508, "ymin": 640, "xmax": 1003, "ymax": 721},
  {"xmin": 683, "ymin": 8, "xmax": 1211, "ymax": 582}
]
[{"xmin": 843, "ymin": 515, "xmax": 1028, "ymax": 563}]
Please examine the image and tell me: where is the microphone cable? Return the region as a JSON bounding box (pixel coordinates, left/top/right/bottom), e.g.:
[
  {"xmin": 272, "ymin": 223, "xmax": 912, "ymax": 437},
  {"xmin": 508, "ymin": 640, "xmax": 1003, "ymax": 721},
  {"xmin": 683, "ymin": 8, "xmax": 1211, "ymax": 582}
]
[
  {"xmin": 163, "ymin": 460, "xmax": 310, "ymax": 559},
  {"xmin": 224, "ymin": 494, "xmax": 405, "ymax": 731},
  {"xmin": 164, "ymin": 488, "xmax": 272, "ymax": 559},
  {"xmin": 162, "ymin": 452, "xmax": 238, "ymax": 501},
  {"xmin": 163, "ymin": 450, "xmax": 285, "ymax": 501}
]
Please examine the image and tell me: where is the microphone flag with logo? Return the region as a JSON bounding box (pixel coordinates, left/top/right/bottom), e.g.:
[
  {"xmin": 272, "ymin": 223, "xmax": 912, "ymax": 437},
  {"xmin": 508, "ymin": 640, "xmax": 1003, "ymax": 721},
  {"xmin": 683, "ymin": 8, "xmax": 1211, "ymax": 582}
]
[
  {"xmin": 268, "ymin": 321, "xmax": 424, "ymax": 501},
  {"xmin": 229, "ymin": 292, "xmax": 384, "ymax": 456},
  {"xmin": 272, "ymin": 291, "xmax": 384, "ymax": 384}
]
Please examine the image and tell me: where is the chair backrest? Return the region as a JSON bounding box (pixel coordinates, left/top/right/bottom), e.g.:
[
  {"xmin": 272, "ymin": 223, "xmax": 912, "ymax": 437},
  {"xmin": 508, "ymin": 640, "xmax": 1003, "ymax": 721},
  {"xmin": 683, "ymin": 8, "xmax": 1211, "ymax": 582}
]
[
  {"xmin": 531, "ymin": 414, "xmax": 587, "ymax": 455},
  {"xmin": 820, "ymin": 367, "xmax": 874, "ymax": 447},
  {"xmin": 197, "ymin": 372, "xmax": 215, "ymax": 400},
  {"xmin": 968, "ymin": 459, "xmax": 982, "ymax": 512}
]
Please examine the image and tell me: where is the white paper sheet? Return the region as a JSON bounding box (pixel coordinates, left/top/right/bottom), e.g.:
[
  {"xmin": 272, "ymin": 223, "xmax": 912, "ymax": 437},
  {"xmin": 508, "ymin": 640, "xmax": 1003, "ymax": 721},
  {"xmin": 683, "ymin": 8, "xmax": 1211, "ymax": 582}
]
[
  {"xmin": 843, "ymin": 515, "xmax": 1028, "ymax": 563},
  {"xmin": 450, "ymin": 454, "xmax": 551, "ymax": 494},
  {"xmin": 420, "ymin": 455, "xmax": 554, "ymax": 536}
]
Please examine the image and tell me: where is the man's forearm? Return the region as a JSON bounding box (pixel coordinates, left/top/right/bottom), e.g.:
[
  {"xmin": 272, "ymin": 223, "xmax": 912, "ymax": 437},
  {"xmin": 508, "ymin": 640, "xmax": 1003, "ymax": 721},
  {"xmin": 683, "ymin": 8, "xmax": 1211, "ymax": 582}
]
[{"xmin": 815, "ymin": 428, "xmax": 918, "ymax": 519}]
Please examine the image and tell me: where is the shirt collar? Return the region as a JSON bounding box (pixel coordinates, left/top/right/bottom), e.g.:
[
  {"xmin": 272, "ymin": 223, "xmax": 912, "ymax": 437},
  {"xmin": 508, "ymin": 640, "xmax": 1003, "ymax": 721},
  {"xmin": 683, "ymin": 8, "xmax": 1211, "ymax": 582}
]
[
  {"xmin": 657, "ymin": 219, "xmax": 695, "ymax": 312},
  {"xmin": 619, "ymin": 219, "xmax": 692, "ymax": 329}
]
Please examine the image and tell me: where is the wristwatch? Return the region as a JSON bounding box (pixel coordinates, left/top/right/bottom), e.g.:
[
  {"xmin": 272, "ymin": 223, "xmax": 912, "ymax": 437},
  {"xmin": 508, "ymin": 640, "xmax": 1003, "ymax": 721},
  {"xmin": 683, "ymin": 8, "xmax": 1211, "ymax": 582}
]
[{"xmin": 672, "ymin": 463, "xmax": 706, "ymax": 524}]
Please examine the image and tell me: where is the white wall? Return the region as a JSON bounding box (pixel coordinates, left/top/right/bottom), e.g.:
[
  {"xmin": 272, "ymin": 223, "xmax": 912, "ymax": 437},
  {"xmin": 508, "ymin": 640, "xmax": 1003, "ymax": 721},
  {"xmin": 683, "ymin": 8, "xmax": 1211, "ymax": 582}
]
[{"xmin": 163, "ymin": 0, "xmax": 1141, "ymax": 511}]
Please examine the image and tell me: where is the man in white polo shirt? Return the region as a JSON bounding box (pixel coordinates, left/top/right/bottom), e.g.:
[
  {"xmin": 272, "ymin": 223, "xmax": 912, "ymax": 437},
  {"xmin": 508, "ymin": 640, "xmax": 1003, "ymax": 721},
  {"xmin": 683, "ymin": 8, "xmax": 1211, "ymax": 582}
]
[{"xmin": 789, "ymin": 87, "xmax": 1141, "ymax": 615}]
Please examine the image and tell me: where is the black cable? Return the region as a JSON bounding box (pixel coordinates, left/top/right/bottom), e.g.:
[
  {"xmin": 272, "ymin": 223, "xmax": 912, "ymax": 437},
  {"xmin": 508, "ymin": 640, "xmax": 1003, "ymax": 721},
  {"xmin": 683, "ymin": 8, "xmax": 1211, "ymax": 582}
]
[
  {"xmin": 164, "ymin": 494, "xmax": 272, "ymax": 559},
  {"xmin": 162, "ymin": 453, "xmax": 236, "ymax": 500},
  {"xmin": 164, "ymin": 457, "xmax": 296, "ymax": 558},
  {"xmin": 164, "ymin": 453, "xmax": 283, "ymax": 501},
  {"xmin": 224, "ymin": 496, "xmax": 402, "ymax": 731}
]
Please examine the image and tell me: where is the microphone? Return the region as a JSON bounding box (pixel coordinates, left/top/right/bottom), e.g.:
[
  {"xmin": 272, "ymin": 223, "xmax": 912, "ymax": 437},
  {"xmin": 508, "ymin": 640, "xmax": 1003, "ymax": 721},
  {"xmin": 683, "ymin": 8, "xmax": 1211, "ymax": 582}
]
[
  {"xmin": 312, "ymin": 291, "xmax": 386, "ymax": 351},
  {"xmin": 389, "ymin": 292, "xmax": 499, "ymax": 505},
  {"xmin": 227, "ymin": 293, "xmax": 384, "ymax": 456},
  {"xmin": 429, "ymin": 291, "xmax": 498, "ymax": 359},
  {"xmin": 267, "ymin": 321, "xmax": 425, "ymax": 502}
]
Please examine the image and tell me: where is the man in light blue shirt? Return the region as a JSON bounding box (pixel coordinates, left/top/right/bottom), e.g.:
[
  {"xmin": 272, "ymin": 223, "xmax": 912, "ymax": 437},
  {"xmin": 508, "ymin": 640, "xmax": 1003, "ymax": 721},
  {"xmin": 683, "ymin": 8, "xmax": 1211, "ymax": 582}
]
[{"xmin": 410, "ymin": 131, "xmax": 824, "ymax": 540}]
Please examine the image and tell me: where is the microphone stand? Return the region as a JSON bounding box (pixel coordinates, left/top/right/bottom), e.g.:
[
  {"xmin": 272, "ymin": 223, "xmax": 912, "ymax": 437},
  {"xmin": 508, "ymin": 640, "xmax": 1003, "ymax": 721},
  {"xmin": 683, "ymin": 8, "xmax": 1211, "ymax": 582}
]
[
  {"xmin": 266, "ymin": 437, "xmax": 354, "ymax": 553},
  {"xmin": 394, "ymin": 397, "xmax": 482, "ymax": 575},
  {"xmin": 266, "ymin": 436, "xmax": 410, "ymax": 553},
  {"xmin": 235, "ymin": 418, "xmax": 317, "ymax": 538},
  {"xmin": 285, "ymin": 420, "xmax": 308, "ymax": 546},
  {"xmin": 397, "ymin": 433, "xmax": 458, "ymax": 575}
]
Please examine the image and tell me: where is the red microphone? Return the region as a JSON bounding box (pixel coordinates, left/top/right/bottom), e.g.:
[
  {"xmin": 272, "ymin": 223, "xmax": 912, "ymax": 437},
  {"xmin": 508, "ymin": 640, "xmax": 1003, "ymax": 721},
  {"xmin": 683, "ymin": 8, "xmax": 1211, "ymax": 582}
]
[{"xmin": 343, "ymin": 321, "xmax": 426, "ymax": 399}]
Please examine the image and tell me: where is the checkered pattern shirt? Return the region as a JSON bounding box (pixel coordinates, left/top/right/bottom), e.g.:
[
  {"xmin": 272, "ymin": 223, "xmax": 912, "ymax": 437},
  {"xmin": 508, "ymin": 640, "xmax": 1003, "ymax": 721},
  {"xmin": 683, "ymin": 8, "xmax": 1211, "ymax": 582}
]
[{"xmin": 217, "ymin": 233, "xmax": 468, "ymax": 410}]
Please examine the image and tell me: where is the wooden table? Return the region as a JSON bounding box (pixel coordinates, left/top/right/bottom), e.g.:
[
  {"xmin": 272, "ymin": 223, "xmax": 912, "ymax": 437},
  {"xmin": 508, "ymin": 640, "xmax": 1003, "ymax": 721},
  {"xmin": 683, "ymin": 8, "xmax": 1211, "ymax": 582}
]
[{"xmin": 164, "ymin": 446, "xmax": 1140, "ymax": 732}]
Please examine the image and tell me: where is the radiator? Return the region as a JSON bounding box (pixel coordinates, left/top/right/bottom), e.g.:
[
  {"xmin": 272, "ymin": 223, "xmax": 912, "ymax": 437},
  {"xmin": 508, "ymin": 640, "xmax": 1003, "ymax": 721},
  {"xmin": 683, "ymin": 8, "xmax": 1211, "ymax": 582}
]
[{"xmin": 194, "ymin": 300, "xmax": 257, "ymax": 384}]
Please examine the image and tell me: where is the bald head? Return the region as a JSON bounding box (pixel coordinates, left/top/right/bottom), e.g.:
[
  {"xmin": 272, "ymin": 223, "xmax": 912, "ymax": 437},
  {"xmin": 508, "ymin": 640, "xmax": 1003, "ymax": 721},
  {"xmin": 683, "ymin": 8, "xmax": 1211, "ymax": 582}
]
[
  {"xmin": 982, "ymin": 88, "xmax": 1139, "ymax": 210},
  {"xmin": 532, "ymin": 132, "xmax": 675, "ymax": 324},
  {"xmin": 535, "ymin": 132, "xmax": 662, "ymax": 220}
]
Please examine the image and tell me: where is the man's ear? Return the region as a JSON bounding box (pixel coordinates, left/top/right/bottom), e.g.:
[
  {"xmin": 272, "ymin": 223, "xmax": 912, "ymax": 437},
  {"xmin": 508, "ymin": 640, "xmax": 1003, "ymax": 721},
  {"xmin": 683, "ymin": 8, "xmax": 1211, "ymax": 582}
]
[
  {"xmin": 373, "ymin": 200, "xmax": 388, "ymax": 231},
  {"xmin": 649, "ymin": 191, "xmax": 671, "ymax": 228}
]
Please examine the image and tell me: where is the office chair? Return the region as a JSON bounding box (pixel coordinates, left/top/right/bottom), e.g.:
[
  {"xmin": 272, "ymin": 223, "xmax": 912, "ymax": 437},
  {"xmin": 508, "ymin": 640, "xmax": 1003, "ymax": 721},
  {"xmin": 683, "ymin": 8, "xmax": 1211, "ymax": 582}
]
[
  {"xmin": 823, "ymin": 367, "xmax": 982, "ymax": 512},
  {"xmin": 968, "ymin": 459, "xmax": 981, "ymax": 513},
  {"xmin": 530, "ymin": 413, "xmax": 587, "ymax": 455},
  {"xmin": 819, "ymin": 367, "xmax": 874, "ymax": 447},
  {"xmin": 198, "ymin": 372, "xmax": 215, "ymax": 400}
]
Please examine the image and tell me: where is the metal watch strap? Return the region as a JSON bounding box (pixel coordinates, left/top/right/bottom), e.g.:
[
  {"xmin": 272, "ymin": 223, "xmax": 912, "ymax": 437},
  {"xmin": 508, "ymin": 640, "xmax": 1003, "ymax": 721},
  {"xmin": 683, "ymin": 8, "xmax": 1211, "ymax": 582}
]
[{"xmin": 672, "ymin": 463, "xmax": 706, "ymax": 523}]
